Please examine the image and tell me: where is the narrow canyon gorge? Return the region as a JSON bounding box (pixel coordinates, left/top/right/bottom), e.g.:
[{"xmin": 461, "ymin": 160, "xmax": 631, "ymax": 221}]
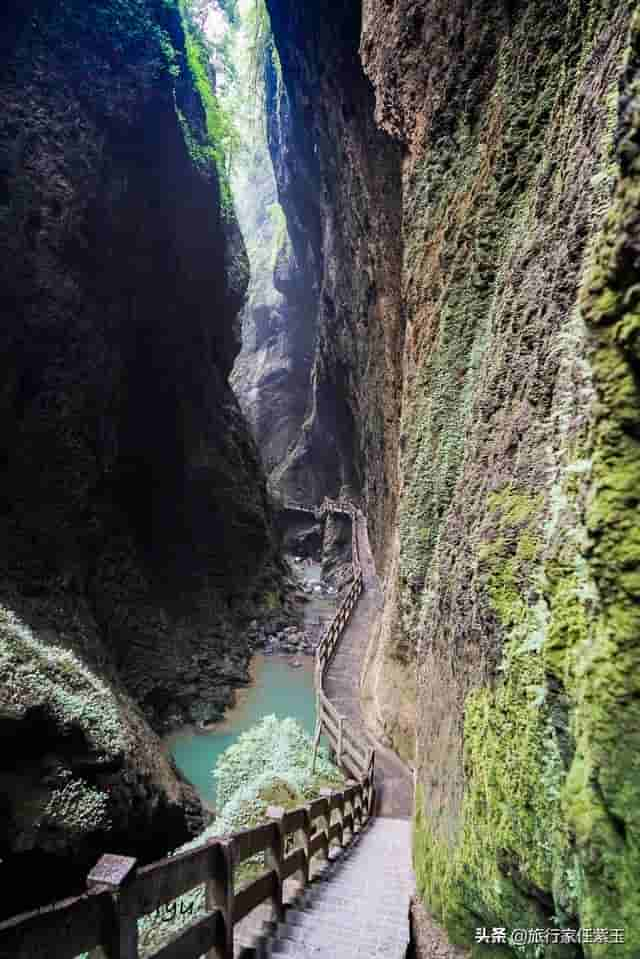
[{"xmin": 1, "ymin": 1, "xmax": 639, "ymax": 956}]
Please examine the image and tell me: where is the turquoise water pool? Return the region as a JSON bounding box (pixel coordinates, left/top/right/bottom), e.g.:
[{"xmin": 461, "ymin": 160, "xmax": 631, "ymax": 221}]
[{"xmin": 165, "ymin": 654, "xmax": 316, "ymax": 807}]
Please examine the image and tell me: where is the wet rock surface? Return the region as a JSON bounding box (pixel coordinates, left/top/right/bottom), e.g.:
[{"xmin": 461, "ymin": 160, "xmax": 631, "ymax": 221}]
[
  {"xmin": 253, "ymin": 557, "xmax": 338, "ymax": 657},
  {"xmin": 257, "ymin": 509, "xmax": 355, "ymax": 658},
  {"xmin": 321, "ymin": 512, "xmax": 353, "ymax": 589}
]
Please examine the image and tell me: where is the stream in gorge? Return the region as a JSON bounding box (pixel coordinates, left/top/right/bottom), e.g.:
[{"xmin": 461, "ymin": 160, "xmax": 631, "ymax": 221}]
[
  {"xmin": 165, "ymin": 558, "xmax": 337, "ymax": 809},
  {"xmin": 165, "ymin": 653, "xmax": 316, "ymax": 808}
]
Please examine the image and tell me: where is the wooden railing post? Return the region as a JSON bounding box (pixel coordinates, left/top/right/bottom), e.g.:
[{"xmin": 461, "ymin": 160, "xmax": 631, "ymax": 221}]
[
  {"xmin": 345, "ymin": 781, "xmax": 356, "ymax": 840},
  {"xmin": 315, "ymin": 792, "xmax": 330, "ymax": 863},
  {"xmin": 86, "ymin": 855, "xmax": 138, "ymax": 959},
  {"xmin": 205, "ymin": 840, "xmax": 234, "ymax": 959},
  {"xmin": 266, "ymin": 806, "xmax": 285, "ymax": 923},
  {"xmin": 311, "ymin": 718, "xmax": 321, "ymax": 774},
  {"xmin": 298, "ymin": 807, "xmax": 311, "ymax": 889},
  {"xmin": 310, "ymin": 498, "xmax": 375, "ymax": 867},
  {"xmin": 367, "ymin": 752, "xmax": 376, "ymax": 817},
  {"xmin": 319, "ymin": 787, "xmax": 336, "ymax": 854},
  {"xmin": 336, "ymin": 793, "xmax": 345, "ymax": 848}
]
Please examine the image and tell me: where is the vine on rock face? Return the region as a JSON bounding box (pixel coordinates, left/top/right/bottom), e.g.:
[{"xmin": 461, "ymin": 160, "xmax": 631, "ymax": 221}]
[{"xmin": 174, "ymin": 0, "xmax": 284, "ymax": 223}]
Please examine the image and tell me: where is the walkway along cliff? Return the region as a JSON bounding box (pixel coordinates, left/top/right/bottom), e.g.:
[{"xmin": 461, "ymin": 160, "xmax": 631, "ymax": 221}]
[
  {"xmin": 0, "ymin": 500, "xmax": 415, "ymax": 959},
  {"xmin": 258, "ymin": 2, "xmax": 640, "ymax": 953},
  {"xmin": 2, "ymin": 1, "xmax": 640, "ymax": 956}
]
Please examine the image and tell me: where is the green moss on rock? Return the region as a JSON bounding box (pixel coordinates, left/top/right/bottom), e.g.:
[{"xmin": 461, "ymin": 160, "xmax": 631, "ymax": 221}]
[
  {"xmin": 0, "ymin": 605, "xmax": 128, "ymax": 756},
  {"xmin": 399, "ymin": 2, "xmax": 636, "ymax": 954},
  {"xmin": 177, "ymin": 0, "xmax": 239, "ymax": 210},
  {"xmin": 415, "ymin": 487, "xmax": 577, "ymax": 956},
  {"xmin": 44, "ymin": 779, "xmax": 111, "ymax": 836},
  {"xmin": 558, "ymin": 9, "xmax": 640, "ymax": 948}
]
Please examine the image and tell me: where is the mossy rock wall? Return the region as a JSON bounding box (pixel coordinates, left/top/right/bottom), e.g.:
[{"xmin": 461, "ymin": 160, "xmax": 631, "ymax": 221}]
[
  {"xmin": 360, "ymin": 1, "xmax": 639, "ymax": 954},
  {"xmin": 220, "ymin": 0, "xmax": 640, "ymax": 949}
]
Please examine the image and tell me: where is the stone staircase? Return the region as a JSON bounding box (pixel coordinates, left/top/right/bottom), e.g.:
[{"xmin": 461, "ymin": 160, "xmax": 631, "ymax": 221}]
[
  {"xmin": 241, "ymin": 500, "xmax": 415, "ymax": 959},
  {"xmin": 0, "ymin": 499, "xmax": 417, "ymax": 959},
  {"xmin": 245, "ymin": 818, "xmax": 414, "ymax": 959}
]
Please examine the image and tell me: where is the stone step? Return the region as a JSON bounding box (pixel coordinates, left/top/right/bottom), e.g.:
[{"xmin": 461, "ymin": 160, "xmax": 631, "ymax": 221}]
[{"xmin": 246, "ymin": 819, "xmax": 414, "ymax": 959}]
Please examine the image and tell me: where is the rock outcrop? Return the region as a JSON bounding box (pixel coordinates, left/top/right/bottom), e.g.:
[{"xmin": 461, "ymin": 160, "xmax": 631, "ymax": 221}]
[
  {"xmin": 266, "ymin": 0, "xmax": 640, "ymax": 953},
  {"xmin": 0, "ymin": 0, "xmax": 283, "ymax": 917},
  {"xmin": 321, "ymin": 513, "xmax": 353, "ymax": 591}
]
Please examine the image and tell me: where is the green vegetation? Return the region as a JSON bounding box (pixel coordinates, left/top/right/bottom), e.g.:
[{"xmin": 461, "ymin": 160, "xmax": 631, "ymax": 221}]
[
  {"xmin": 24, "ymin": 0, "xmax": 242, "ymax": 216},
  {"xmin": 44, "ymin": 779, "xmax": 111, "ymax": 837},
  {"xmin": 0, "ymin": 603, "xmax": 123, "ymax": 841},
  {"xmin": 0, "ymin": 605, "xmax": 128, "ymax": 755},
  {"xmin": 478, "ymin": 489, "xmax": 543, "ymax": 628},
  {"xmin": 563, "ymin": 8, "xmax": 640, "ymax": 946},
  {"xmin": 263, "ymin": 589, "xmax": 281, "ymax": 610},
  {"xmin": 405, "ymin": 6, "xmax": 635, "ymax": 951},
  {"xmin": 245, "ymin": 0, "xmax": 283, "ymax": 117},
  {"xmin": 222, "ymin": 0, "xmax": 290, "ymax": 331},
  {"xmin": 33, "ymin": 0, "xmax": 181, "ymax": 72},
  {"xmin": 212, "ymin": 715, "xmax": 344, "ymax": 829},
  {"xmin": 138, "ymin": 717, "xmax": 343, "ymax": 955},
  {"xmin": 178, "ymin": 0, "xmax": 240, "ymax": 209},
  {"xmin": 414, "ymin": 489, "xmax": 578, "ymax": 956}
]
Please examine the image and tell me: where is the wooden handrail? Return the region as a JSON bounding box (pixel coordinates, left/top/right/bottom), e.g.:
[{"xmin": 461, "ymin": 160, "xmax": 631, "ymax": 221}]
[
  {"xmin": 0, "ymin": 779, "xmax": 374, "ymax": 959},
  {"xmin": 312, "ymin": 499, "xmax": 371, "ymax": 785},
  {"xmin": 0, "ymin": 498, "xmax": 373, "ymax": 959}
]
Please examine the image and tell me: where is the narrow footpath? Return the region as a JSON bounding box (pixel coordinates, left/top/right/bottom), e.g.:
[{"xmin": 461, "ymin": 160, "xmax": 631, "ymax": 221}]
[
  {"xmin": 259, "ymin": 506, "xmax": 417, "ymax": 957},
  {"xmin": 316, "ymin": 508, "xmax": 467, "ymax": 959},
  {"xmin": 324, "ymin": 510, "xmax": 414, "ymax": 819},
  {"xmin": 238, "ymin": 505, "xmax": 464, "ymax": 957},
  {"xmin": 234, "ymin": 504, "xmax": 416, "ymax": 957}
]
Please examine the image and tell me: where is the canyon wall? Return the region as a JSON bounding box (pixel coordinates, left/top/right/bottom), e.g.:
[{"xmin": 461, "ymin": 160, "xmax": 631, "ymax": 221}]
[
  {"xmin": 263, "ymin": 1, "xmax": 405, "ymax": 518},
  {"xmin": 267, "ymin": 0, "xmax": 639, "ymax": 954},
  {"xmin": 0, "ymin": 0, "xmax": 283, "ymax": 917},
  {"xmin": 230, "ymin": 60, "xmax": 316, "ymax": 497}
]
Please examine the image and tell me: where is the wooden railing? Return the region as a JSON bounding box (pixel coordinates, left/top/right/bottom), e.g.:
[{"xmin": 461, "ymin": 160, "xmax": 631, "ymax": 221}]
[
  {"xmin": 276, "ymin": 495, "xmax": 370, "ymax": 779},
  {"xmin": 0, "ymin": 777, "xmax": 373, "ymax": 959},
  {"xmin": 311, "ymin": 499, "xmax": 372, "ymax": 784},
  {"xmin": 0, "ymin": 499, "xmax": 373, "ymax": 959},
  {"xmin": 278, "ymin": 499, "xmax": 317, "ymax": 515}
]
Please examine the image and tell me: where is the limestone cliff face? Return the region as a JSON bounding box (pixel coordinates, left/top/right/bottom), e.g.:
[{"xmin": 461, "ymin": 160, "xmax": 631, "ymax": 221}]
[
  {"xmin": 0, "ymin": 0, "xmax": 282, "ymax": 917},
  {"xmin": 264, "ymin": 1, "xmax": 405, "ymax": 522},
  {"xmin": 267, "ymin": 0, "xmax": 640, "ymax": 953},
  {"xmin": 230, "ymin": 67, "xmax": 315, "ymax": 492}
]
